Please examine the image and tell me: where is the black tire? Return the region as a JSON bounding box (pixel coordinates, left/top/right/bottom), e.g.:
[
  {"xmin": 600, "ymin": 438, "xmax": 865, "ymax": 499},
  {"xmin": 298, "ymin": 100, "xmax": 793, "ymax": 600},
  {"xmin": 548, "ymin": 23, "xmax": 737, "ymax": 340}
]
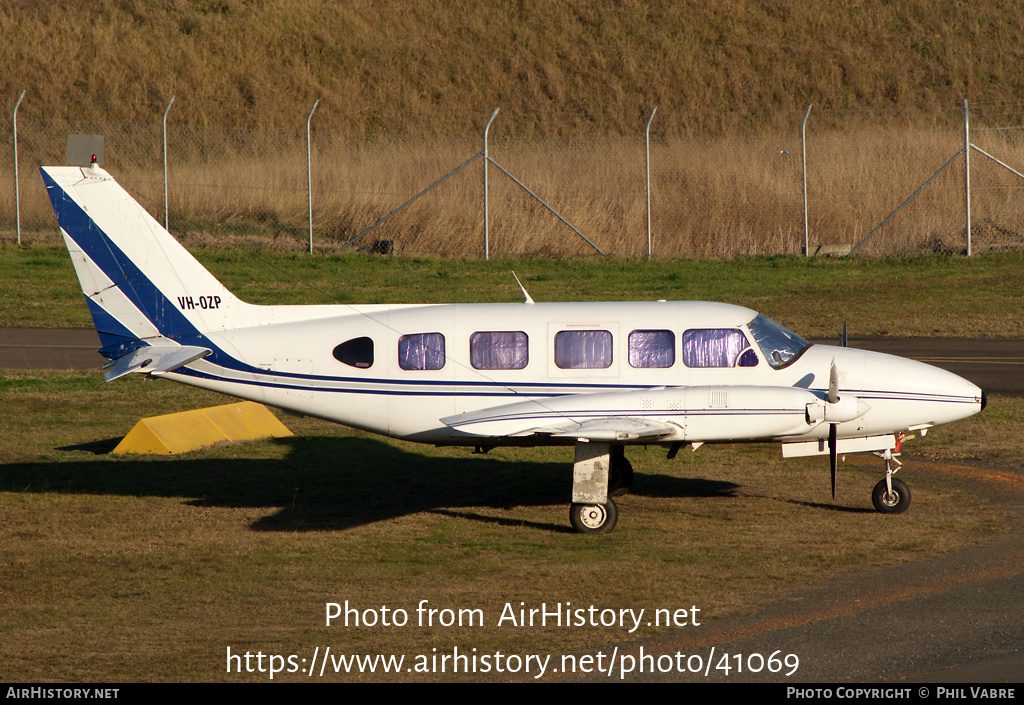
[
  {"xmin": 872, "ymin": 478, "xmax": 911, "ymax": 514},
  {"xmin": 570, "ymin": 499, "xmax": 618, "ymax": 534},
  {"xmin": 609, "ymin": 451, "xmax": 634, "ymax": 497}
]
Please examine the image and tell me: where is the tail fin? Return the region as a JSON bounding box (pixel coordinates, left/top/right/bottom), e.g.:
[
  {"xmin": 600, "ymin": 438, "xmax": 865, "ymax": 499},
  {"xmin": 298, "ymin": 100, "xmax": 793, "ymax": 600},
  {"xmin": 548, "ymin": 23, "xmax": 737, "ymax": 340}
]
[{"xmin": 41, "ymin": 165, "xmax": 242, "ymax": 363}]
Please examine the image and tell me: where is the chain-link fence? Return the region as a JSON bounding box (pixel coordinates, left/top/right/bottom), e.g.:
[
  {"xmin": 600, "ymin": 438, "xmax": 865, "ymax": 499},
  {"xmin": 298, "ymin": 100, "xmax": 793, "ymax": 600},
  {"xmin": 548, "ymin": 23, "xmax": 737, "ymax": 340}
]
[{"xmin": 4, "ymin": 100, "xmax": 1024, "ymax": 258}]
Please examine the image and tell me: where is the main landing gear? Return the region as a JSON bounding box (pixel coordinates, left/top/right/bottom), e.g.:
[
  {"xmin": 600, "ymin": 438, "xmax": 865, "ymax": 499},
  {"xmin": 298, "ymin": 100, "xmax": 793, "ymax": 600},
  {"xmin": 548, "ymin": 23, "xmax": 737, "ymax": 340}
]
[
  {"xmin": 568, "ymin": 441, "xmax": 632, "ymax": 534},
  {"xmin": 870, "ymin": 433, "xmax": 911, "ymax": 514}
]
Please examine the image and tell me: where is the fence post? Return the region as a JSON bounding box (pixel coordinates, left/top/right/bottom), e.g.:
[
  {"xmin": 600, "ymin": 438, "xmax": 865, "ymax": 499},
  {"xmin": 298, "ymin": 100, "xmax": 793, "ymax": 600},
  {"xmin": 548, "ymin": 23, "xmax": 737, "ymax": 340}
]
[
  {"xmin": 645, "ymin": 107, "xmax": 657, "ymax": 260},
  {"xmin": 963, "ymin": 99, "xmax": 971, "ymax": 257},
  {"xmin": 162, "ymin": 96, "xmax": 175, "ymax": 231},
  {"xmin": 801, "ymin": 104, "xmax": 812, "ymax": 256},
  {"xmin": 483, "ymin": 108, "xmax": 499, "ymax": 260},
  {"xmin": 13, "ymin": 90, "xmax": 25, "ymax": 245},
  {"xmin": 306, "ymin": 99, "xmax": 319, "ymax": 255}
]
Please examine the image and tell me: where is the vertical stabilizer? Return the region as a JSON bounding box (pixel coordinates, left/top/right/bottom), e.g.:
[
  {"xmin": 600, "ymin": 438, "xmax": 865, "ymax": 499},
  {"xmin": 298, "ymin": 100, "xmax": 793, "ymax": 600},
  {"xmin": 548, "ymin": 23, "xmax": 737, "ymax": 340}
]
[{"xmin": 41, "ymin": 166, "xmax": 243, "ymax": 358}]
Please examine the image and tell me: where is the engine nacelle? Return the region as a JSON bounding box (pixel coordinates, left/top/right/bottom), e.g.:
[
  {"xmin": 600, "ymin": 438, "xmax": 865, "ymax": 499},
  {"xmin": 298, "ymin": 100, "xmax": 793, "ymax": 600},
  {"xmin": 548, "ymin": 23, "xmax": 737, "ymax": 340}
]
[{"xmin": 806, "ymin": 396, "xmax": 870, "ymax": 425}]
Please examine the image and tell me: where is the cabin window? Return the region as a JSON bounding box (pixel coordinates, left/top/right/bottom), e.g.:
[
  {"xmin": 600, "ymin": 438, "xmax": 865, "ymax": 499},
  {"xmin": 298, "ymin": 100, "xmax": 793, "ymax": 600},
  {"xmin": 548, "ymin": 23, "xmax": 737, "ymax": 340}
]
[
  {"xmin": 333, "ymin": 336, "xmax": 374, "ymax": 369},
  {"xmin": 682, "ymin": 329, "xmax": 756, "ymax": 368},
  {"xmin": 628, "ymin": 329, "xmax": 675, "ymax": 368},
  {"xmin": 398, "ymin": 332, "xmax": 446, "ymax": 370},
  {"xmin": 554, "ymin": 330, "xmax": 613, "ymax": 369},
  {"xmin": 470, "ymin": 331, "xmax": 529, "ymax": 370}
]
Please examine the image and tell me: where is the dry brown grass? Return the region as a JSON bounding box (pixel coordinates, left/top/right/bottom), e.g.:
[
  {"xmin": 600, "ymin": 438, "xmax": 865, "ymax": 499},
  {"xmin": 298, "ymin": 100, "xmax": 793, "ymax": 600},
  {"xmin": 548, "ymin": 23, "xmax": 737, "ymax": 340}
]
[
  {"xmin": 4, "ymin": 1, "xmax": 1024, "ymax": 137},
  {"xmin": 6, "ymin": 1, "xmax": 1024, "ymax": 257},
  {"xmin": 8, "ymin": 118, "xmax": 1024, "ymax": 259}
]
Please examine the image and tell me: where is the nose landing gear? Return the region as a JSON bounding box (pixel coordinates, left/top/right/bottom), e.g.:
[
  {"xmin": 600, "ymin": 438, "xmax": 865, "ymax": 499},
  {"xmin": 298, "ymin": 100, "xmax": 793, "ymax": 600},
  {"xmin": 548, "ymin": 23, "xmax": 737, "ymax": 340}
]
[
  {"xmin": 871, "ymin": 433, "xmax": 911, "ymax": 514},
  {"xmin": 872, "ymin": 476, "xmax": 911, "ymax": 513}
]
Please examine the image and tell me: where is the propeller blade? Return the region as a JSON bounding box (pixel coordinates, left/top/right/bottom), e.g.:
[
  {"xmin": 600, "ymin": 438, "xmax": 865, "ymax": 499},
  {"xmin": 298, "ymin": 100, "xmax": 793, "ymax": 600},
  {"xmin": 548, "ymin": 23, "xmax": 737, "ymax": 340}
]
[
  {"xmin": 828, "ymin": 360, "xmax": 839, "ymax": 404},
  {"xmin": 829, "ymin": 423, "xmax": 837, "ymax": 499}
]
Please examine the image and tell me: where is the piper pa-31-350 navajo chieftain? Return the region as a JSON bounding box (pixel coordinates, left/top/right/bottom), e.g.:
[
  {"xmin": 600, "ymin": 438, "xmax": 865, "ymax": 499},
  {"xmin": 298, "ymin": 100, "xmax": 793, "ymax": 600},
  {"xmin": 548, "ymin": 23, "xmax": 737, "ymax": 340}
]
[{"xmin": 42, "ymin": 163, "xmax": 986, "ymax": 534}]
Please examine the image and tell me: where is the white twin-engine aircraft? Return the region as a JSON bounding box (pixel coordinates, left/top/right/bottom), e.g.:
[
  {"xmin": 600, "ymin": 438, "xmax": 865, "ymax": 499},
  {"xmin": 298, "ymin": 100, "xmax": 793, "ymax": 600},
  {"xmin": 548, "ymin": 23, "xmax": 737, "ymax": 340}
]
[{"xmin": 42, "ymin": 164, "xmax": 985, "ymax": 534}]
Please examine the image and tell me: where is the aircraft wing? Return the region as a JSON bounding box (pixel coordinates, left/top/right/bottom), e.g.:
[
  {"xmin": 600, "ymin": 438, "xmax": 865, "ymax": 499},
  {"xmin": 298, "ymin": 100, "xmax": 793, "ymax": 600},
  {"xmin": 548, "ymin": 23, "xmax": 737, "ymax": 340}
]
[
  {"xmin": 103, "ymin": 341, "xmax": 212, "ymax": 382},
  {"xmin": 441, "ymin": 384, "xmax": 824, "ymax": 442},
  {"xmin": 541, "ymin": 416, "xmax": 678, "ymax": 441},
  {"xmin": 440, "ymin": 391, "xmax": 683, "ymax": 441}
]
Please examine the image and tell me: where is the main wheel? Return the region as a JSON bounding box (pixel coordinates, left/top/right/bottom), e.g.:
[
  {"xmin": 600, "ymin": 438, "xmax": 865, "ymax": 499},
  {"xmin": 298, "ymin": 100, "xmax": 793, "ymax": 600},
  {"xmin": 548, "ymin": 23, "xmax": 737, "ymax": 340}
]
[
  {"xmin": 609, "ymin": 452, "xmax": 634, "ymax": 497},
  {"xmin": 872, "ymin": 477, "xmax": 911, "ymax": 514},
  {"xmin": 570, "ymin": 498, "xmax": 618, "ymax": 534}
]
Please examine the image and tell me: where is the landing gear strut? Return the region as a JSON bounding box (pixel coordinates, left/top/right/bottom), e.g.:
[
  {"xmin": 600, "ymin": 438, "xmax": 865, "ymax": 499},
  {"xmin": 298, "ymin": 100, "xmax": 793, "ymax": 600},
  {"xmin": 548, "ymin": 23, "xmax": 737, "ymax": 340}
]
[
  {"xmin": 569, "ymin": 441, "xmax": 623, "ymax": 534},
  {"xmin": 871, "ymin": 434, "xmax": 911, "ymax": 514}
]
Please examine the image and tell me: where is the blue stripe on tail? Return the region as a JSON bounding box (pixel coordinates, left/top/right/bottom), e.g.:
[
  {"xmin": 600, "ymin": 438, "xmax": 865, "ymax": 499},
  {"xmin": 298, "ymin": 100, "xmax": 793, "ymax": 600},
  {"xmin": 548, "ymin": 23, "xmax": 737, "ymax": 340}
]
[
  {"xmin": 41, "ymin": 169, "xmax": 201, "ymax": 342},
  {"xmin": 84, "ymin": 298, "xmax": 146, "ymax": 359}
]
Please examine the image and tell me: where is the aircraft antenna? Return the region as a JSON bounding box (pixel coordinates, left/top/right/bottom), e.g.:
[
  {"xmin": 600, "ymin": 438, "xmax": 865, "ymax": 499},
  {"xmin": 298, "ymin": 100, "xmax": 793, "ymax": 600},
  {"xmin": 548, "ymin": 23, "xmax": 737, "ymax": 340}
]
[{"xmin": 511, "ymin": 271, "xmax": 535, "ymax": 304}]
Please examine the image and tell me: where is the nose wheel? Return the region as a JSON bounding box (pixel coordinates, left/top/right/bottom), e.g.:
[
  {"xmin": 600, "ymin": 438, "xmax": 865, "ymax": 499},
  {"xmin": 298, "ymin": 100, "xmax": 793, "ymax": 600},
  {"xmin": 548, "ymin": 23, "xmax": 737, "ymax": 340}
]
[{"xmin": 872, "ymin": 477, "xmax": 911, "ymax": 513}]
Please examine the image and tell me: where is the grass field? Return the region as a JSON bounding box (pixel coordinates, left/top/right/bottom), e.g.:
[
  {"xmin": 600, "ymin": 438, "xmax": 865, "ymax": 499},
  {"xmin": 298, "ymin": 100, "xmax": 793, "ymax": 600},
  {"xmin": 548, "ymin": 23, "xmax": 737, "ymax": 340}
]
[
  {"xmin": 4, "ymin": 241, "xmax": 1024, "ymax": 337},
  {"xmin": 1, "ymin": 243, "xmax": 1022, "ymax": 681},
  {"xmin": 0, "ymin": 370, "xmax": 1014, "ymax": 682}
]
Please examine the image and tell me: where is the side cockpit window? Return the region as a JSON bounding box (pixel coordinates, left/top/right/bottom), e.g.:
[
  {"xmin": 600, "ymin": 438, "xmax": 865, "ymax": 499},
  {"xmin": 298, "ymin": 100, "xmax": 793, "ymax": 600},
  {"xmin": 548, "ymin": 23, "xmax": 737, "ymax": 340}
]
[
  {"xmin": 470, "ymin": 331, "xmax": 528, "ymax": 370},
  {"xmin": 682, "ymin": 329, "xmax": 758, "ymax": 368},
  {"xmin": 746, "ymin": 314, "xmax": 810, "ymax": 369},
  {"xmin": 333, "ymin": 336, "xmax": 374, "ymax": 369},
  {"xmin": 398, "ymin": 332, "xmax": 446, "ymax": 371}
]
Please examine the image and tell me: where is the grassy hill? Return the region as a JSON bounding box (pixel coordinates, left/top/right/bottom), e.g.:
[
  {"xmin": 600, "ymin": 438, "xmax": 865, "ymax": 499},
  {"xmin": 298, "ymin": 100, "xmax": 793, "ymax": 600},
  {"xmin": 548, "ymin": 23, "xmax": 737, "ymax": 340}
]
[{"xmin": 4, "ymin": 0, "xmax": 1024, "ymax": 135}]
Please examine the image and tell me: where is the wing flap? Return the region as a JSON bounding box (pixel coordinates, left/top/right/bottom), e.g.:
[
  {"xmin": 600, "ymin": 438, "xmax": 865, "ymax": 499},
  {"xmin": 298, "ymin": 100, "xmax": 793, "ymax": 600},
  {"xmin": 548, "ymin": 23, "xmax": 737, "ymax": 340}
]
[
  {"xmin": 545, "ymin": 416, "xmax": 678, "ymax": 441},
  {"xmin": 440, "ymin": 391, "xmax": 683, "ymax": 441}
]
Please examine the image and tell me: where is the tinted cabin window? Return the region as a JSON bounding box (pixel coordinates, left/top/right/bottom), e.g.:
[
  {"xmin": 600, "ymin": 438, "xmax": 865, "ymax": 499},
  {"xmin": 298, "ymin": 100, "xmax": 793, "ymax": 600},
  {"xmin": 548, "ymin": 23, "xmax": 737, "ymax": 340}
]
[
  {"xmin": 333, "ymin": 337, "xmax": 374, "ymax": 368},
  {"xmin": 554, "ymin": 330, "xmax": 613, "ymax": 369},
  {"xmin": 628, "ymin": 329, "xmax": 675, "ymax": 368},
  {"xmin": 470, "ymin": 331, "xmax": 529, "ymax": 370},
  {"xmin": 398, "ymin": 332, "xmax": 446, "ymax": 370},
  {"xmin": 682, "ymin": 329, "xmax": 756, "ymax": 368}
]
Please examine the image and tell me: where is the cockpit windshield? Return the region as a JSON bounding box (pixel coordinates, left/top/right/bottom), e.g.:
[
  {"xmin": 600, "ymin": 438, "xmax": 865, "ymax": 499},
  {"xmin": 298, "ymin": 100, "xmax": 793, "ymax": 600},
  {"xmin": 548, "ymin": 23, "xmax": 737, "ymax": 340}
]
[{"xmin": 746, "ymin": 314, "xmax": 811, "ymax": 369}]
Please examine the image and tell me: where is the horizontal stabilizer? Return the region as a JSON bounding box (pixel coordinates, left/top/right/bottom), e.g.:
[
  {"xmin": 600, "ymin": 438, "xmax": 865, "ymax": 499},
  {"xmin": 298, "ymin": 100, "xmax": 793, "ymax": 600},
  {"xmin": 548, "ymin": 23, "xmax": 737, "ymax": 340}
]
[{"xmin": 104, "ymin": 343, "xmax": 212, "ymax": 382}]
